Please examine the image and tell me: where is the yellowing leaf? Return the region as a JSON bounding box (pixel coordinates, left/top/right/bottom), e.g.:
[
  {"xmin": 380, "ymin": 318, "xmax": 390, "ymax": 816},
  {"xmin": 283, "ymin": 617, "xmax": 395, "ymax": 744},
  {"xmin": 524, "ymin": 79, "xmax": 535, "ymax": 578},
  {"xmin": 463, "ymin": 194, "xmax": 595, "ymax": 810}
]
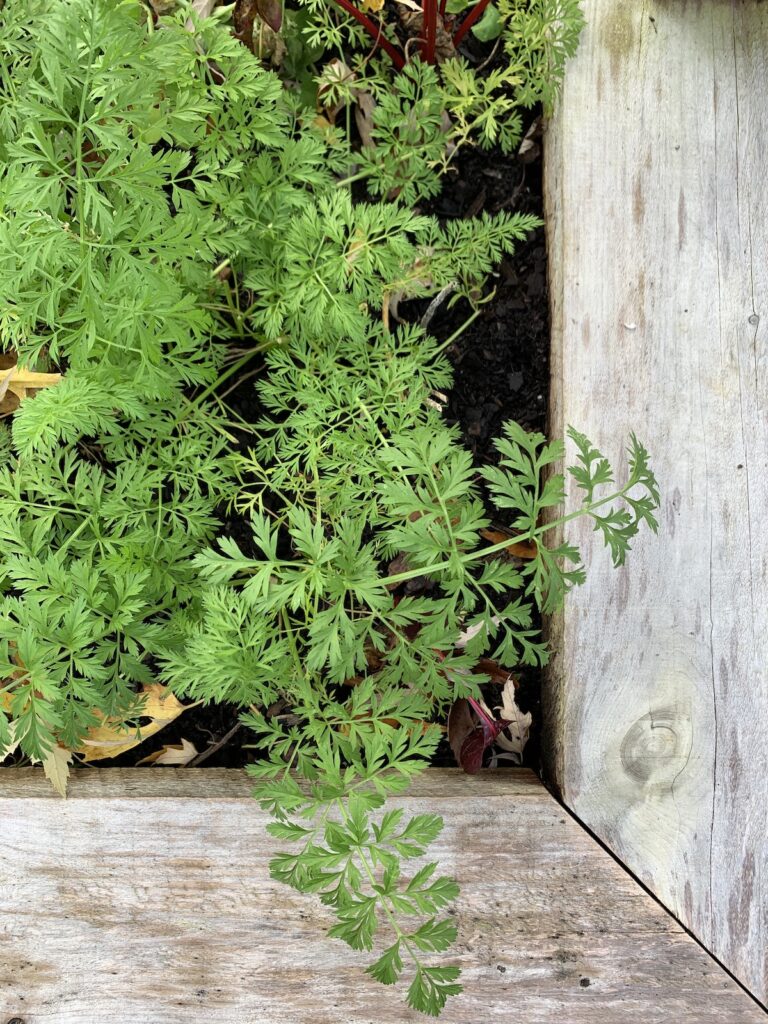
[
  {"xmin": 361, "ymin": 0, "xmax": 385, "ymax": 10},
  {"xmin": 76, "ymin": 684, "xmax": 198, "ymax": 762},
  {"xmin": 0, "ymin": 362, "xmax": 61, "ymax": 400},
  {"xmin": 42, "ymin": 745, "xmax": 73, "ymax": 797},
  {"xmin": 136, "ymin": 738, "xmax": 199, "ymax": 766}
]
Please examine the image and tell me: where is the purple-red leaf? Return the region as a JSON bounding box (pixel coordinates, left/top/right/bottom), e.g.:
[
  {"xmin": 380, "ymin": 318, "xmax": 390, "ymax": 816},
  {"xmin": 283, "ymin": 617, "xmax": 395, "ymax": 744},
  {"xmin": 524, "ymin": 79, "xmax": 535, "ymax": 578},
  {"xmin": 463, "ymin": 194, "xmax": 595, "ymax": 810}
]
[
  {"xmin": 257, "ymin": 0, "xmax": 282, "ymax": 32},
  {"xmin": 448, "ymin": 696, "xmax": 510, "ymax": 774},
  {"xmin": 459, "ymin": 728, "xmax": 485, "ymax": 774}
]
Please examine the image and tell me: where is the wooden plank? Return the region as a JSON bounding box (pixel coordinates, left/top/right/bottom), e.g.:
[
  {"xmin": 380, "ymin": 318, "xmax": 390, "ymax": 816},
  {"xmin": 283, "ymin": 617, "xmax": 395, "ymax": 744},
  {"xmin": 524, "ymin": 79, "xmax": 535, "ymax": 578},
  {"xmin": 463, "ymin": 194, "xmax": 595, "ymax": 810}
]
[
  {"xmin": 544, "ymin": 0, "xmax": 768, "ymax": 1006},
  {"xmin": 1, "ymin": 768, "xmax": 765, "ymax": 1023}
]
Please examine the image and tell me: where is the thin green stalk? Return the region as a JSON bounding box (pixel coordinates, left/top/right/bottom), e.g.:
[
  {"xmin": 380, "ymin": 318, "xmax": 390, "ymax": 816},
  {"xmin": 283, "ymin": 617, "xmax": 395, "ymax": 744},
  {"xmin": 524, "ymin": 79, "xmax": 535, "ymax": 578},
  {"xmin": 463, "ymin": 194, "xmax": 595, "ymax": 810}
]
[
  {"xmin": 430, "ymin": 305, "xmax": 484, "ymax": 357},
  {"xmin": 380, "ymin": 483, "xmax": 642, "ymax": 587}
]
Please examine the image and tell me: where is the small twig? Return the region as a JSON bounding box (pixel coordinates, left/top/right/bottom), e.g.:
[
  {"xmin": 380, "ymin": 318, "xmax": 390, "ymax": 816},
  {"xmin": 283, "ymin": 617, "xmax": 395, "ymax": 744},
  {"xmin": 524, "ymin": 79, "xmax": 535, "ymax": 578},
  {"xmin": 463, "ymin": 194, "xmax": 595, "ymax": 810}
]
[
  {"xmin": 187, "ymin": 721, "xmax": 242, "ymax": 767},
  {"xmin": 403, "ymin": 34, "xmax": 423, "ymax": 64},
  {"xmin": 217, "ymin": 366, "xmax": 263, "ymax": 402},
  {"xmin": 419, "ymin": 282, "xmax": 456, "ymax": 330},
  {"xmin": 492, "ymin": 166, "xmax": 527, "ymax": 212},
  {"xmin": 475, "ymin": 35, "xmax": 502, "ymax": 74}
]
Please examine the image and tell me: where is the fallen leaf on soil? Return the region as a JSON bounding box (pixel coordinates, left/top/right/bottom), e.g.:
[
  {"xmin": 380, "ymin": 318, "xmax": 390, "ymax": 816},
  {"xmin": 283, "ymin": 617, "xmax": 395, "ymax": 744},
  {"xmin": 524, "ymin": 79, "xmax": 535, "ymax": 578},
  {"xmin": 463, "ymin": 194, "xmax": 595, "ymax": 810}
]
[
  {"xmin": 0, "ymin": 355, "xmax": 61, "ymax": 417},
  {"xmin": 518, "ymin": 117, "xmax": 542, "ymax": 163},
  {"xmin": 42, "ymin": 745, "xmax": 73, "ymax": 798},
  {"xmin": 492, "ymin": 678, "xmax": 532, "ymax": 764},
  {"xmin": 398, "ymin": 8, "xmax": 456, "ymax": 60},
  {"xmin": 137, "ymin": 738, "xmax": 199, "ymax": 766},
  {"xmin": 476, "ymin": 658, "xmax": 518, "ymax": 687},
  {"xmin": 76, "ymin": 685, "xmax": 198, "ymax": 762},
  {"xmin": 234, "ymin": 0, "xmax": 259, "ymax": 47},
  {"xmin": 480, "ymin": 527, "xmax": 537, "ymax": 560},
  {"xmin": 447, "ymin": 697, "xmax": 475, "ymax": 764},
  {"xmin": 0, "ymin": 718, "xmax": 20, "ymax": 762},
  {"xmin": 354, "ymin": 89, "xmax": 377, "ymax": 149}
]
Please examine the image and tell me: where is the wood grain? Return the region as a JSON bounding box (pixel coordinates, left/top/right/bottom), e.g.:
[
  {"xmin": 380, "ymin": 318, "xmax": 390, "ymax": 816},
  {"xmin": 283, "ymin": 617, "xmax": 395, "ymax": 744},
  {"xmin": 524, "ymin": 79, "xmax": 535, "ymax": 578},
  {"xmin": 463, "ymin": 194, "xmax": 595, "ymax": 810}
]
[
  {"xmin": 1, "ymin": 768, "xmax": 765, "ymax": 1023},
  {"xmin": 544, "ymin": 0, "xmax": 768, "ymax": 1006}
]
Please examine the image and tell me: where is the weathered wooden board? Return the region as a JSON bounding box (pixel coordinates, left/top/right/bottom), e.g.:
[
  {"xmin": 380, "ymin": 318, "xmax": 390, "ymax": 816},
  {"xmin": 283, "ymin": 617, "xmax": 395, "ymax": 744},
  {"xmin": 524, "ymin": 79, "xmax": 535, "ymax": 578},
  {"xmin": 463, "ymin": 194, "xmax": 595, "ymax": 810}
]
[
  {"xmin": 544, "ymin": 0, "xmax": 768, "ymax": 1007},
  {"xmin": 1, "ymin": 768, "xmax": 765, "ymax": 1023}
]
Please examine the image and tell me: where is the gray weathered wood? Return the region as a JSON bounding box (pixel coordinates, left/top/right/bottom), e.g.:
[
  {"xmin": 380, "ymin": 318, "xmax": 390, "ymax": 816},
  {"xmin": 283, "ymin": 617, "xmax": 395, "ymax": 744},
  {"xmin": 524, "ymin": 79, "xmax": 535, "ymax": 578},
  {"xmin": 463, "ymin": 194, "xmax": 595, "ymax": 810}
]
[
  {"xmin": 544, "ymin": 0, "xmax": 768, "ymax": 1006},
  {"xmin": 1, "ymin": 768, "xmax": 765, "ymax": 1023}
]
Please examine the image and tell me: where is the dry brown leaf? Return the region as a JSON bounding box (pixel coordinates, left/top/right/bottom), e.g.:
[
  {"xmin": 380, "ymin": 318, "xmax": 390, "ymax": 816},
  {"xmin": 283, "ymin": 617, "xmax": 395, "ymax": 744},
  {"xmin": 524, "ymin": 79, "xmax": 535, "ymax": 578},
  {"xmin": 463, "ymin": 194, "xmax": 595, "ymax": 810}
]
[
  {"xmin": 480, "ymin": 527, "xmax": 537, "ymax": 560},
  {"xmin": 76, "ymin": 684, "xmax": 197, "ymax": 762},
  {"xmin": 447, "ymin": 698, "xmax": 475, "ymax": 765},
  {"xmin": 398, "ymin": 8, "xmax": 456, "ymax": 60},
  {"xmin": 137, "ymin": 738, "xmax": 199, "ymax": 766},
  {"xmin": 192, "ymin": 0, "xmax": 219, "ymax": 15},
  {"xmin": 518, "ymin": 117, "xmax": 542, "ymax": 163},
  {"xmin": 492, "ymin": 678, "xmax": 532, "ymax": 763},
  {"xmin": 42, "ymin": 745, "xmax": 73, "ymax": 797},
  {"xmin": 354, "ymin": 89, "xmax": 377, "ymax": 149},
  {"xmin": 0, "ymin": 390, "xmax": 19, "ymax": 418}
]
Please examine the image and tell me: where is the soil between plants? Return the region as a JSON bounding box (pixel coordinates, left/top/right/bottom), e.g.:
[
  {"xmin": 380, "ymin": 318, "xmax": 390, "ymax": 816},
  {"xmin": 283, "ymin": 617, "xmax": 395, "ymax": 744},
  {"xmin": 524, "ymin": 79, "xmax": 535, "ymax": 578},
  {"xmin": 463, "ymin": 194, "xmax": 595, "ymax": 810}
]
[{"xmin": 98, "ymin": 136, "xmax": 549, "ymax": 772}]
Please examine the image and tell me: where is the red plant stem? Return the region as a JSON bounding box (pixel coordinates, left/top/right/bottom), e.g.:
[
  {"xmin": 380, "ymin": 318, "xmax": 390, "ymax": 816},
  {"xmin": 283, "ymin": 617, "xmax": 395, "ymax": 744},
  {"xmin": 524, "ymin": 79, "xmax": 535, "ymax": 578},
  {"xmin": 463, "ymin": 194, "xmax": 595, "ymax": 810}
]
[
  {"xmin": 422, "ymin": 0, "xmax": 437, "ymax": 64},
  {"xmin": 452, "ymin": 0, "xmax": 494, "ymax": 47},
  {"xmin": 330, "ymin": 0, "xmax": 406, "ymax": 69},
  {"xmin": 467, "ymin": 696, "xmax": 495, "ymax": 729},
  {"xmin": 439, "ymin": 0, "xmax": 448, "ymax": 18}
]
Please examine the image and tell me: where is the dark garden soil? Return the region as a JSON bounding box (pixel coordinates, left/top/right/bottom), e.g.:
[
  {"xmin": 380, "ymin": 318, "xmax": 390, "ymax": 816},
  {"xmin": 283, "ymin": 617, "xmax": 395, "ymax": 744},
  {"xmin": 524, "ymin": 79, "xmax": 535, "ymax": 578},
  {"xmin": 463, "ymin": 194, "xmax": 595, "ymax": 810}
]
[{"xmin": 101, "ymin": 133, "xmax": 550, "ymax": 774}]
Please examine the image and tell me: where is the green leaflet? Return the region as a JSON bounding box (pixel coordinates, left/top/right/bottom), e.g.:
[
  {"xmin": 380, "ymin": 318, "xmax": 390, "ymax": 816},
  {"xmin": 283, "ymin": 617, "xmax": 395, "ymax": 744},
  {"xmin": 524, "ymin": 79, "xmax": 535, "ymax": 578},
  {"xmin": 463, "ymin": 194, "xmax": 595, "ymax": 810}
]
[{"xmin": 497, "ymin": 0, "xmax": 586, "ymax": 112}]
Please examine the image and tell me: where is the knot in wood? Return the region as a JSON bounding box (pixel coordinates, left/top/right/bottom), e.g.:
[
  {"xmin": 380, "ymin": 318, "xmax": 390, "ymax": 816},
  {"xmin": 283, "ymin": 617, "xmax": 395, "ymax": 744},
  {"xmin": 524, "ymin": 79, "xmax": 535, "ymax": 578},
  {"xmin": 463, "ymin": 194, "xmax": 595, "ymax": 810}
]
[{"xmin": 620, "ymin": 705, "xmax": 691, "ymax": 785}]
